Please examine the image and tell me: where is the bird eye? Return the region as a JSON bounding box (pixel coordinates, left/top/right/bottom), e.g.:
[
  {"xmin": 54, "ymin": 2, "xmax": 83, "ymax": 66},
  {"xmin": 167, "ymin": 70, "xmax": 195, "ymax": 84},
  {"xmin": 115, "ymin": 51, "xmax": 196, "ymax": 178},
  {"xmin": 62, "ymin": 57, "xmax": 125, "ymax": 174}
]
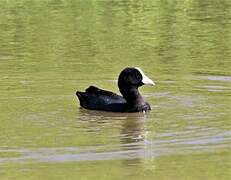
[{"xmin": 135, "ymin": 74, "xmax": 141, "ymax": 79}]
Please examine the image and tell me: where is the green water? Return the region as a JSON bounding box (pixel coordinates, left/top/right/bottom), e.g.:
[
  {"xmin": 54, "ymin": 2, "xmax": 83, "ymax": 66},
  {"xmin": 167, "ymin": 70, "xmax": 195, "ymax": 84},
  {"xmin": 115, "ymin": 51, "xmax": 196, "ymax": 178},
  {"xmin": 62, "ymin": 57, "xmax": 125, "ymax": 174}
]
[{"xmin": 0, "ymin": 0, "xmax": 230, "ymax": 179}]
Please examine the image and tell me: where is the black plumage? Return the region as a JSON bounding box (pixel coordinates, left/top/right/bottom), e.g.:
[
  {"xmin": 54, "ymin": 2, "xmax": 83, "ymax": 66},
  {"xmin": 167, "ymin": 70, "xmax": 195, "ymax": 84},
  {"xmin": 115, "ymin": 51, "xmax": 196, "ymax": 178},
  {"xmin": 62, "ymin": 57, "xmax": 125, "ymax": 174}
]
[{"xmin": 76, "ymin": 67, "xmax": 155, "ymax": 112}]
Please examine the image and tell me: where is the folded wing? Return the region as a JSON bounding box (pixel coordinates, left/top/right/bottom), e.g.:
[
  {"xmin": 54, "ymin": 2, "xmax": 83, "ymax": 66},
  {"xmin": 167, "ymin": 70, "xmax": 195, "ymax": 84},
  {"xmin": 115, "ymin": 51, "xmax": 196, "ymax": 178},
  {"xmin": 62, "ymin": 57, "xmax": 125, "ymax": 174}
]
[{"xmin": 76, "ymin": 86, "xmax": 127, "ymax": 112}]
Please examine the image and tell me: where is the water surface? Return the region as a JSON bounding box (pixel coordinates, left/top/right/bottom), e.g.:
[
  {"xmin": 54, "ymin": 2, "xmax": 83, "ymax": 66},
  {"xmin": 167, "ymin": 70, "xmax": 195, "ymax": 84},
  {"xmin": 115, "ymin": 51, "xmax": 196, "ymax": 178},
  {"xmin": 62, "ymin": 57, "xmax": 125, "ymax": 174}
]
[{"xmin": 0, "ymin": 0, "xmax": 230, "ymax": 179}]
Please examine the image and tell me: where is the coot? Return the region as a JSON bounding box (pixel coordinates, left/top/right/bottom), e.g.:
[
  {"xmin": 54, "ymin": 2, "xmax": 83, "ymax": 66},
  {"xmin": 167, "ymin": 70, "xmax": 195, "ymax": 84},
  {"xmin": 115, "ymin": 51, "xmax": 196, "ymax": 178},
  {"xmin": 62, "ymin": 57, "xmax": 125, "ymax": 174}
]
[{"xmin": 76, "ymin": 67, "xmax": 155, "ymax": 112}]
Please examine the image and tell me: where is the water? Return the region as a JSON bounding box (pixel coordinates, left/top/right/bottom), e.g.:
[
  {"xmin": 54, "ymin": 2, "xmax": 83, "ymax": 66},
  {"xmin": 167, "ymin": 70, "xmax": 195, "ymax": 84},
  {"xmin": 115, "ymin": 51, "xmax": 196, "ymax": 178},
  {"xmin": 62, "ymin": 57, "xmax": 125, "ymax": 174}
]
[{"xmin": 0, "ymin": 0, "xmax": 230, "ymax": 179}]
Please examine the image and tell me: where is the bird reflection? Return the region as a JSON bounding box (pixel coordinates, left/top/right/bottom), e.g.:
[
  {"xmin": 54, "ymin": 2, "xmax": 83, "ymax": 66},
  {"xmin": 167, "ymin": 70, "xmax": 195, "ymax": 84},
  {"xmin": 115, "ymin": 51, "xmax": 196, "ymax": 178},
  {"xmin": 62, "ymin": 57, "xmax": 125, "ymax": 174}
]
[
  {"xmin": 120, "ymin": 113, "xmax": 148, "ymax": 144},
  {"xmin": 77, "ymin": 109, "xmax": 150, "ymax": 166},
  {"xmin": 77, "ymin": 109, "xmax": 149, "ymax": 145},
  {"xmin": 119, "ymin": 113, "xmax": 149, "ymax": 166}
]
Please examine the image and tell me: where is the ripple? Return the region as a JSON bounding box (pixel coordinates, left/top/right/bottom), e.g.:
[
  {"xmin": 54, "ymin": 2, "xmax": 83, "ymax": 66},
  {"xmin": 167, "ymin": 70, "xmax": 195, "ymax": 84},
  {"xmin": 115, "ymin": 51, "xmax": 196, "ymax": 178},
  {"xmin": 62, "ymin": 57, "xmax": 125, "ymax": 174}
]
[
  {"xmin": 0, "ymin": 129, "xmax": 229, "ymax": 164},
  {"xmin": 195, "ymin": 85, "xmax": 231, "ymax": 92},
  {"xmin": 198, "ymin": 75, "xmax": 231, "ymax": 82}
]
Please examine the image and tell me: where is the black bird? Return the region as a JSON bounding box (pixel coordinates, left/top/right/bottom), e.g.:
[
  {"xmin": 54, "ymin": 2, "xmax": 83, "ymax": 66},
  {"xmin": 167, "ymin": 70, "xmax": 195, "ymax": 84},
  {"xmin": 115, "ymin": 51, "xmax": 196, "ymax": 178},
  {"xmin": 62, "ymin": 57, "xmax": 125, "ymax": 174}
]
[{"xmin": 76, "ymin": 67, "xmax": 155, "ymax": 112}]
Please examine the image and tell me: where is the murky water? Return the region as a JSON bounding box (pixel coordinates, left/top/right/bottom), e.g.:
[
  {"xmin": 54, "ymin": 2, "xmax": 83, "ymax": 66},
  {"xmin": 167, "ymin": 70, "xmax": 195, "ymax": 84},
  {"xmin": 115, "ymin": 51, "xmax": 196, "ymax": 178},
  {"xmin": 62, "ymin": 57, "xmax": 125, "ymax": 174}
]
[{"xmin": 0, "ymin": 0, "xmax": 230, "ymax": 179}]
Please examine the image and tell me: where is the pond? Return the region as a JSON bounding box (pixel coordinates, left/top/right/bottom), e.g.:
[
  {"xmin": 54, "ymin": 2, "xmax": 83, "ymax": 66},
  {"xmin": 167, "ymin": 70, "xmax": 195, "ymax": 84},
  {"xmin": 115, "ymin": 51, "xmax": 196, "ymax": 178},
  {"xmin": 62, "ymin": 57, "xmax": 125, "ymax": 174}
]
[{"xmin": 0, "ymin": 0, "xmax": 230, "ymax": 179}]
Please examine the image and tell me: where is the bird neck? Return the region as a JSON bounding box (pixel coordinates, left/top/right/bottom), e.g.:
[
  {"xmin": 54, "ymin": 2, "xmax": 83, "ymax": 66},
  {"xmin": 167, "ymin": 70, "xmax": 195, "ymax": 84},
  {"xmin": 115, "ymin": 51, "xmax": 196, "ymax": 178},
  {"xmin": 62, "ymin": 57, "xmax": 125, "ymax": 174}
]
[{"xmin": 119, "ymin": 86, "xmax": 145, "ymax": 106}]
